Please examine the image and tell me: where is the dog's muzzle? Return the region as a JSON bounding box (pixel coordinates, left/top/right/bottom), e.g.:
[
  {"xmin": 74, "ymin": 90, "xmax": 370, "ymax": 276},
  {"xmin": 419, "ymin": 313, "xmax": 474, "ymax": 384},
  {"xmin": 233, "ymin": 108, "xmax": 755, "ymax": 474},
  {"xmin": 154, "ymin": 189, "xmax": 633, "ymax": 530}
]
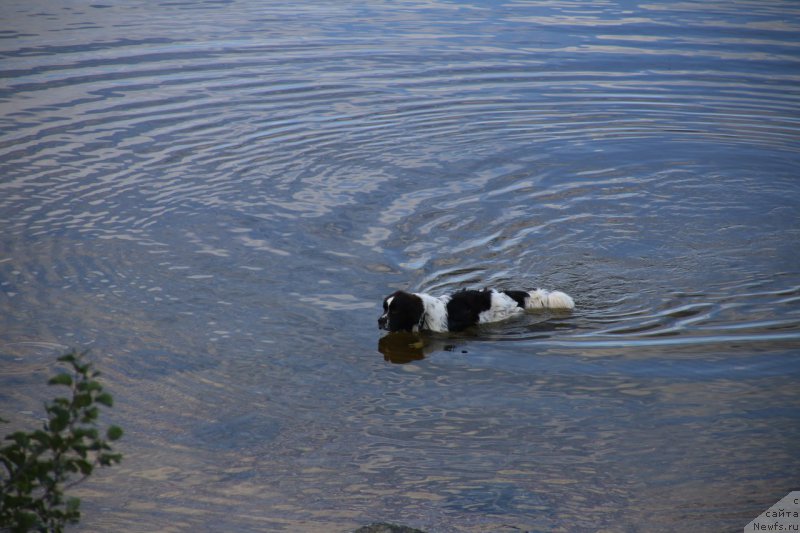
[{"xmin": 378, "ymin": 314, "xmax": 388, "ymax": 330}]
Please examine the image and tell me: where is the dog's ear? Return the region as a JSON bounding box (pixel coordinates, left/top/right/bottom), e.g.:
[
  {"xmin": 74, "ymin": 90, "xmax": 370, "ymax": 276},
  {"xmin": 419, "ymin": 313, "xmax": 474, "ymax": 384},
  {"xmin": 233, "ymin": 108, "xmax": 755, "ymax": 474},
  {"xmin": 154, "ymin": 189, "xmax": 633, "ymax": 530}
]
[
  {"xmin": 383, "ymin": 290, "xmax": 403, "ymax": 311},
  {"xmin": 386, "ymin": 291, "xmax": 424, "ymax": 332}
]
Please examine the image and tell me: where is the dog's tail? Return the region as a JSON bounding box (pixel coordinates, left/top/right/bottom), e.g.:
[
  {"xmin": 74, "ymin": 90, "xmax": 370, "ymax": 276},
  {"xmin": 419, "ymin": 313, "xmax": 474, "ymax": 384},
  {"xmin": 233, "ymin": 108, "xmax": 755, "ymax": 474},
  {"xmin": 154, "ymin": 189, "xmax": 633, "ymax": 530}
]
[{"xmin": 525, "ymin": 289, "xmax": 575, "ymax": 310}]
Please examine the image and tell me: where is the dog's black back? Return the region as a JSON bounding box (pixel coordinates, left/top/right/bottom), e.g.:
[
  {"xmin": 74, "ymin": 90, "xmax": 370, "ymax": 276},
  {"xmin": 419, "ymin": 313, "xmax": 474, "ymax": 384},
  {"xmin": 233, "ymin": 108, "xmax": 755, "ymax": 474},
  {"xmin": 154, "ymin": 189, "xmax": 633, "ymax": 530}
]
[
  {"xmin": 502, "ymin": 290, "xmax": 529, "ymax": 309},
  {"xmin": 446, "ymin": 290, "xmax": 492, "ymax": 331},
  {"xmin": 446, "ymin": 289, "xmax": 529, "ymax": 331}
]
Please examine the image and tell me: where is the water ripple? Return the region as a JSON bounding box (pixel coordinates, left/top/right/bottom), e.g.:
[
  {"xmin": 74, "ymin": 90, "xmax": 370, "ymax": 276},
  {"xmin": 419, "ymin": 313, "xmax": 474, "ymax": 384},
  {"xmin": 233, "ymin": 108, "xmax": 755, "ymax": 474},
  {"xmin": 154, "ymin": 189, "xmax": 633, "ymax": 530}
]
[{"xmin": 1, "ymin": 1, "xmax": 800, "ymax": 530}]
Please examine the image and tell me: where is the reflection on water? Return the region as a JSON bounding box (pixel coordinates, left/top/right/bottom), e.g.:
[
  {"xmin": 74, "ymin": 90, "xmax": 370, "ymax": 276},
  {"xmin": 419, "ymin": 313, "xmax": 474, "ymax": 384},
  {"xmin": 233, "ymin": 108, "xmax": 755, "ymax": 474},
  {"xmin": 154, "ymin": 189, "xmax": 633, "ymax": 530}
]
[
  {"xmin": 1, "ymin": 0, "xmax": 800, "ymax": 531},
  {"xmin": 379, "ymin": 332, "xmax": 473, "ymax": 364},
  {"xmin": 379, "ymin": 332, "xmax": 429, "ymax": 364}
]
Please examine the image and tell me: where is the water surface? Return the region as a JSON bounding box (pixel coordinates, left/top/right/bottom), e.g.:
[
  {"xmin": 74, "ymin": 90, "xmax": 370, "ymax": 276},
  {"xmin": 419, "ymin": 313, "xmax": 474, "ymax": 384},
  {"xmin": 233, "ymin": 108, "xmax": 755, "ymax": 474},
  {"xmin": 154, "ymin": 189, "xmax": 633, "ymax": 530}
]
[{"xmin": 1, "ymin": 1, "xmax": 799, "ymax": 531}]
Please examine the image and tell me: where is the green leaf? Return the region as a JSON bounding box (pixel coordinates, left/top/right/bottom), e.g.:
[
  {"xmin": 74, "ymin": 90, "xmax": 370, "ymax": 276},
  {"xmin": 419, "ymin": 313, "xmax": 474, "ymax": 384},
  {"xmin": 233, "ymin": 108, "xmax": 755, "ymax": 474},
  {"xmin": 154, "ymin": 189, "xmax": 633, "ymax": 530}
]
[
  {"xmin": 98, "ymin": 452, "xmax": 122, "ymax": 466},
  {"xmin": 48, "ymin": 410, "xmax": 70, "ymax": 433},
  {"xmin": 75, "ymin": 459, "xmax": 93, "ymax": 476},
  {"xmin": 8, "ymin": 431, "xmax": 30, "ymax": 447},
  {"xmin": 71, "ymin": 443, "xmax": 88, "ymax": 459},
  {"xmin": 4, "ymin": 447, "xmax": 27, "ymax": 467},
  {"xmin": 76, "ymin": 380, "xmax": 102, "ymax": 393},
  {"xmin": 74, "ymin": 393, "xmax": 91, "ymax": 408},
  {"xmin": 96, "ymin": 392, "xmax": 114, "ymax": 407},
  {"xmin": 48, "ymin": 373, "xmax": 73, "ymax": 387},
  {"xmin": 49, "ymin": 434, "xmax": 64, "ymax": 451},
  {"xmin": 106, "ymin": 426, "xmax": 123, "ymax": 441},
  {"xmin": 66, "ymin": 496, "xmax": 81, "ymax": 512},
  {"xmin": 57, "ymin": 353, "xmax": 77, "ymax": 364},
  {"xmin": 31, "ymin": 429, "xmax": 52, "ymax": 447},
  {"xmin": 81, "ymin": 406, "xmax": 99, "ymax": 423}
]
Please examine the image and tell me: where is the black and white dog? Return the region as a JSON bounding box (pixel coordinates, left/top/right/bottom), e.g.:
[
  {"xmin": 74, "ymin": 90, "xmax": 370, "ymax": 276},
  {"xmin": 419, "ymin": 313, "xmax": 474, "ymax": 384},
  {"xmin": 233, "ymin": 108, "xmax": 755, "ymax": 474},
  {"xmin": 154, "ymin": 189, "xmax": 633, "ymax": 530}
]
[{"xmin": 378, "ymin": 288, "xmax": 574, "ymax": 333}]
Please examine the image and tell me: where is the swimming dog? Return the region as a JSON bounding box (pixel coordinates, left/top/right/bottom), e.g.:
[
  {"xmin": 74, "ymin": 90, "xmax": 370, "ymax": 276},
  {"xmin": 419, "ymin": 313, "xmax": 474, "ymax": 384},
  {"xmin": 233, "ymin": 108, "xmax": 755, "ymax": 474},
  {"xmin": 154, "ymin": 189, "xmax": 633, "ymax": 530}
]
[{"xmin": 378, "ymin": 288, "xmax": 574, "ymax": 333}]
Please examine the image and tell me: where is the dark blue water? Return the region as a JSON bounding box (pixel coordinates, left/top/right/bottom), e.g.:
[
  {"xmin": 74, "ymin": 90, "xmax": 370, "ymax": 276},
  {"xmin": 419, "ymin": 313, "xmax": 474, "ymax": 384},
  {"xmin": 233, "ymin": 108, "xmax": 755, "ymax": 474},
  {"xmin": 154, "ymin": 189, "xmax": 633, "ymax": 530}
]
[{"xmin": 2, "ymin": 1, "xmax": 799, "ymax": 531}]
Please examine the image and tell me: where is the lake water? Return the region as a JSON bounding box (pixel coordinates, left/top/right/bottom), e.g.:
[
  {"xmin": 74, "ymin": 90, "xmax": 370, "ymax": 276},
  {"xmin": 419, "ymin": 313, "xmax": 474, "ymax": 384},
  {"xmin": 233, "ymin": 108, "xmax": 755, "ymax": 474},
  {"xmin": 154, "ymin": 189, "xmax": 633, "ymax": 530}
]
[{"xmin": 2, "ymin": 1, "xmax": 799, "ymax": 531}]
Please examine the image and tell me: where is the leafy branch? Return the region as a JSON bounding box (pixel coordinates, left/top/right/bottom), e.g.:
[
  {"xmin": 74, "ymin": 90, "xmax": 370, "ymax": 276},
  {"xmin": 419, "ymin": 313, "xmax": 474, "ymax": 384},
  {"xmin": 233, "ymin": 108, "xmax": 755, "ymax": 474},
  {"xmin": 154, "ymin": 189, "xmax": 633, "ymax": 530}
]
[{"xmin": 0, "ymin": 350, "xmax": 123, "ymax": 532}]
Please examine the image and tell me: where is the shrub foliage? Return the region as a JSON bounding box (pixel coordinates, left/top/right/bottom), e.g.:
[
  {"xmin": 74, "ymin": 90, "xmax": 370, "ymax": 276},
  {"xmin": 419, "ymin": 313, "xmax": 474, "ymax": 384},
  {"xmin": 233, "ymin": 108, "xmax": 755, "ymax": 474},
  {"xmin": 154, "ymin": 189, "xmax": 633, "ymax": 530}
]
[{"xmin": 0, "ymin": 350, "xmax": 123, "ymax": 532}]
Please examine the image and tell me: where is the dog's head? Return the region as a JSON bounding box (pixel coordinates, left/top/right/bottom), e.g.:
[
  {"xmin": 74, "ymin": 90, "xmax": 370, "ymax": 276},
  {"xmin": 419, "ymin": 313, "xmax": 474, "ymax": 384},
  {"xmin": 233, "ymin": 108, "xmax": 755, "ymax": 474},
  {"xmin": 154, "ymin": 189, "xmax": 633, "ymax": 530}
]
[{"xmin": 378, "ymin": 291, "xmax": 425, "ymax": 332}]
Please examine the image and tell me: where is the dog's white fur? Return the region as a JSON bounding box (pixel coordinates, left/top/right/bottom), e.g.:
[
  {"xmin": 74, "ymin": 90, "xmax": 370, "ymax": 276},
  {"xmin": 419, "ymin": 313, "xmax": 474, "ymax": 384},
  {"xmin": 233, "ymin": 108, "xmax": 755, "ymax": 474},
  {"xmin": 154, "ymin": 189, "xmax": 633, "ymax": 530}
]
[
  {"xmin": 525, "ymin": 288, "xmax": 575, "ymax": 310},
  {"xmin": 417, "ymin": 293, "xmax": 450, "ymax": 332}
]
